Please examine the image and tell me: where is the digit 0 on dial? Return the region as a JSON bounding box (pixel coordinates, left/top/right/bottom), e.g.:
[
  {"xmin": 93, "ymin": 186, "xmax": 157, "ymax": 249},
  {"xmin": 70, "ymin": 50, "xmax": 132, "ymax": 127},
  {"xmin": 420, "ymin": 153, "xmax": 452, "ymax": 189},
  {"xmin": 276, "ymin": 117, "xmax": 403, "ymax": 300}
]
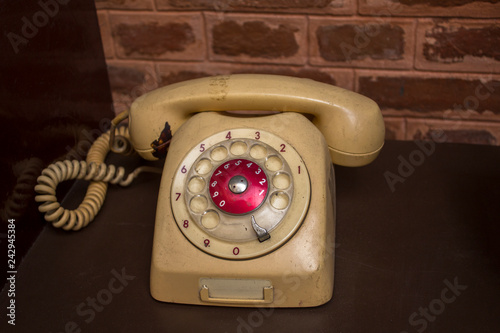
[
  {"xmin": 170, "ymin": 129, "xmax": 311, "ymax": 259},
  {"xmin": 209, "ymin": 159, "xmax": 268, "ymax": 215}
]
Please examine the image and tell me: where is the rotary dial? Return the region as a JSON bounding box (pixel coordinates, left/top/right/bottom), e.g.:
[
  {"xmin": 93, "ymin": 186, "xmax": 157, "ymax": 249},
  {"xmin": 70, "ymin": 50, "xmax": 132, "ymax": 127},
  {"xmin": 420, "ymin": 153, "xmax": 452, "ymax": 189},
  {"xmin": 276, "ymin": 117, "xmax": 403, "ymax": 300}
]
[{"xmin": 170, "ymin": 129, "xmax": 310, "ymax": 259}]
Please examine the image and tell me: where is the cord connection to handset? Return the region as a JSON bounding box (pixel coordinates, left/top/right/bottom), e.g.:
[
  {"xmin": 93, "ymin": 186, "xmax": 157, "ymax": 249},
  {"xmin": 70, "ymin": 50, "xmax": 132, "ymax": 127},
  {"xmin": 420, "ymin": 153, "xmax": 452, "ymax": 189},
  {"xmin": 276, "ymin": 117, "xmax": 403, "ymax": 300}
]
[{"xmin": 34, "ymin": 112, "xmax": 162, "ymax": 231}]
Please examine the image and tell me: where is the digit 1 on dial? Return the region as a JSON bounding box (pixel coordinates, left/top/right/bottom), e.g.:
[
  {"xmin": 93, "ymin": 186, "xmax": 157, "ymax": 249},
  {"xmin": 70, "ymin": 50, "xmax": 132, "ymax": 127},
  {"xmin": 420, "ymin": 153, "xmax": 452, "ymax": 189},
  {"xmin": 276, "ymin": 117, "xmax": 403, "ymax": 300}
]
[{"xmin": 209, "ymin": 159, "xmax": 268, "ymax": 215}]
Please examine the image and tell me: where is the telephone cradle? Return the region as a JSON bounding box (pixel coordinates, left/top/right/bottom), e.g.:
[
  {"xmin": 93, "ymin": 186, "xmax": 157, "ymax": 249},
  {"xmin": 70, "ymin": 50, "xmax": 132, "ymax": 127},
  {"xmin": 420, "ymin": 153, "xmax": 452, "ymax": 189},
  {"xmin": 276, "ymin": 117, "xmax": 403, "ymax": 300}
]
[{"xmin": 35, "ymin": 74, "xmax": 385, "ymax": 307}]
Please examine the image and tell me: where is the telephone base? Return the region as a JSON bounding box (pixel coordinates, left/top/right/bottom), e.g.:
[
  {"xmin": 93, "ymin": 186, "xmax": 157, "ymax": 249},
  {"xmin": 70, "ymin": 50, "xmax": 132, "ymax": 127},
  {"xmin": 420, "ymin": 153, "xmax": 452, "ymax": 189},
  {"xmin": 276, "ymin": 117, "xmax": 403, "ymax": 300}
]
[
  {"xmin": 151, "ymin": 190, "xmax": 335, "ymax": 308},
  {"xmin": 150, "ymin": 112, "xmax": 336, "ymax": 307}
]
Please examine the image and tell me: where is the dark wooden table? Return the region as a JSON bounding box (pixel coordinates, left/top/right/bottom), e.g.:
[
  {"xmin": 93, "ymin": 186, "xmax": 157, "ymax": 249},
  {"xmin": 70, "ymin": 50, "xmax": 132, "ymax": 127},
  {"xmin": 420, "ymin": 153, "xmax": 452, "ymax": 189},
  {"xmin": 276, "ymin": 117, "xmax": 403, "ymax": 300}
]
[{"xmin": 1, "ymin": 140, "xmax": 499, "ymax": 333}]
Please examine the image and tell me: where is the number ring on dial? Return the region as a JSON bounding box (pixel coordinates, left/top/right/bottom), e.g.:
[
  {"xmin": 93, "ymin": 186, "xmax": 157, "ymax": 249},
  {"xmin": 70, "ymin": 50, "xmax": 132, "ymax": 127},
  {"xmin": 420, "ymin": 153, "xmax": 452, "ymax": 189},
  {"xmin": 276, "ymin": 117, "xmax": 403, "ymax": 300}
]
[{"xmin": 170, "ymin": 129, "xmax": 311, "ymax": 260}]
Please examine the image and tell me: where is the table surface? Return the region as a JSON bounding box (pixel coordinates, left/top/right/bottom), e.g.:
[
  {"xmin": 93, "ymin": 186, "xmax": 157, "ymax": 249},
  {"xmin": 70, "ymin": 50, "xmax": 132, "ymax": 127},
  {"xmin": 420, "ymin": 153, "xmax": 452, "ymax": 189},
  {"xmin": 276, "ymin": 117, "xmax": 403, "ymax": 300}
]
[{"xmin": 1, "ymin": 140, "xmax": 499, "ymax": 333}]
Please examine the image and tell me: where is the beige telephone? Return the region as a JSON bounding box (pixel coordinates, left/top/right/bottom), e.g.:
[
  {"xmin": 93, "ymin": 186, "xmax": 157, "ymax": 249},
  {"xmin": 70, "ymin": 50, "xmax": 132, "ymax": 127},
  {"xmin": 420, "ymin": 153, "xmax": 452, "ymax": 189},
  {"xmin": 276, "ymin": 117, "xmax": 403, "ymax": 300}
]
[{"xmin": 36, "ymin": 74, "xmax": 384, "ymax": 308}]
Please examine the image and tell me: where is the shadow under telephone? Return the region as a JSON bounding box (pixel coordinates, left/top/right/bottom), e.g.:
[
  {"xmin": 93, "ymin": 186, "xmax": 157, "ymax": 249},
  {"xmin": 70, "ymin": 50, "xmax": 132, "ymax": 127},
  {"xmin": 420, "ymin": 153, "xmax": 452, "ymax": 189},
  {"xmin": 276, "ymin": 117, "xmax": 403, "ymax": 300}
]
[{"xmin": 35, "ymin": 74, "xmax": 385, "ymax": 307}]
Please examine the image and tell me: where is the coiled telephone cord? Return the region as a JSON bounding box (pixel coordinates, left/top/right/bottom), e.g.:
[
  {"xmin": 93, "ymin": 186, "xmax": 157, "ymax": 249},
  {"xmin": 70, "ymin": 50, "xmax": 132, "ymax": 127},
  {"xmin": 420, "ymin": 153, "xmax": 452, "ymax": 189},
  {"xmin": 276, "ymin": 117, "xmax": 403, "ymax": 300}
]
[
  {"xmin": 2, "ymin": 157, "xmax": 44, "ymax": 220},
  {"xmin": 34, "ymin": 126, "xmax": 161, "ymax": 231}
]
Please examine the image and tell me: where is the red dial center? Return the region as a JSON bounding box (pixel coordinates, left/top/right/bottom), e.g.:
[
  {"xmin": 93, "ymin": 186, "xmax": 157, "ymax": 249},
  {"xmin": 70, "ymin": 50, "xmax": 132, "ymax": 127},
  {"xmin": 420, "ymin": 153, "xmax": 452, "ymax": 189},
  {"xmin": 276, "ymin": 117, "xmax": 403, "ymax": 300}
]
[{"xmin": 209, "ymin": 159, "xmax": 268, "ymax": 215}]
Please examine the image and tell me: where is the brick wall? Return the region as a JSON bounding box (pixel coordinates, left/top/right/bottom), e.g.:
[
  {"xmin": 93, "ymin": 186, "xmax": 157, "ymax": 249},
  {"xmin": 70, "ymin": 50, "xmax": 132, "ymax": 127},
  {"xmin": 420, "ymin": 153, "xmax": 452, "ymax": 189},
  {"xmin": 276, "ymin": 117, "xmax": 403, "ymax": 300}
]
[{"xmin": 95, "ymin": 0, "xmax": 500, "ymax": 145}]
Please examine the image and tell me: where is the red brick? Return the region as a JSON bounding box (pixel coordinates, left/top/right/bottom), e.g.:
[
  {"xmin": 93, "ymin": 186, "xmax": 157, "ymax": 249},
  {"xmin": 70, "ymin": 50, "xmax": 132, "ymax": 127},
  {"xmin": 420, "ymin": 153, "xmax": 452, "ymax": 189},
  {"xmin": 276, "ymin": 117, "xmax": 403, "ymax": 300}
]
[
  {"xmin": 156, "ymin": 62, "xmax": 354, "ymax": 90},
  {"xmin": 383, "ymin": 117, "xmax": 406, "ymax": 140},
  {"xmin": 96, "ymin": 11, "xmax": 114, "ymax": 59},
  {"xmin": 156, "ymin": 64, "xmax": 212, "ymax": 87},
  {"xmin": 156, "ymin": 0, "xmax": 355, "ymax": 15},
  {"xmin": 309, "ymin": 17, "xmax": 415, "ymax": 69},
  {"xmin": 206, "ymin": 13, "xmax": 308, "ymax": 65},
  {"xmin": 356, "ymin": 70, "xmax": 500, "ymax": 121},
  {"xmin": 416, "ymin": 19, "xmax": 500, "ymax": 74},
  {"xmin": 108, "ymin": 12, "xmax": 205, "ymax": 61},
  {"xmin": 95, "ymin": 0, "xmax": 154, "ymax": 10},
  {"xmin": 106, "ymin": 60, "xmax": 161, "ymax": 114},
  {"xmin": 406, "ymin": 118, "xmax": 500, "ymax": 145},
  {"xmin": 359, "ymin": 0, "xmax": 500, "ymax": 18}
]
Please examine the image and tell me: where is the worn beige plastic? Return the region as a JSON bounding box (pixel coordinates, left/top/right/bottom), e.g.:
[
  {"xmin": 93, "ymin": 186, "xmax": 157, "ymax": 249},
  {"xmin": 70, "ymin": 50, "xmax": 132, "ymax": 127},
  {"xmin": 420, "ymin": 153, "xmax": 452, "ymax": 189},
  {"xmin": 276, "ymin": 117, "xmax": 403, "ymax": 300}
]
[
  {"xmin": 150, "ymin": 112, "xmax": 335, "ymax": 307},
  {"xmin": 129, "ymin": 74, "xmax": 385, "ymax": 167},
  {"xmin": 140, "ymin": 74, "xmax": 384, "ymax": 307}
]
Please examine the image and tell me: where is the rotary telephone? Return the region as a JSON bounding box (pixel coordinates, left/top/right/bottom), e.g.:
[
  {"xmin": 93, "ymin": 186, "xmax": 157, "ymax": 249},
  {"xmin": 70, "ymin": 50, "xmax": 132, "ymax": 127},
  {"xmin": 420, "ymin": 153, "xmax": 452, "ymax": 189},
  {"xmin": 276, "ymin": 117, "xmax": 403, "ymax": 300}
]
[{"xmin": 36, "ymin": 74, "xmax": 385, "ymax": 307}]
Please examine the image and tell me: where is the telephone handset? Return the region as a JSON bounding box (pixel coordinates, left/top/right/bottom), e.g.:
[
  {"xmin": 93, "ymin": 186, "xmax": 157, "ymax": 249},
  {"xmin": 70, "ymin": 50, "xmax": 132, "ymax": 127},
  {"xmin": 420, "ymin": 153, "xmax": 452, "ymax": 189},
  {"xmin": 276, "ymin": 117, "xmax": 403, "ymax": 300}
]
[
  {"xmin": 36, "ymin": 74, "xmax": 384, "ymax": 307},
  {"xmin": 129, "ymin": 74, "xmax": 384, "ymax": 166}
]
